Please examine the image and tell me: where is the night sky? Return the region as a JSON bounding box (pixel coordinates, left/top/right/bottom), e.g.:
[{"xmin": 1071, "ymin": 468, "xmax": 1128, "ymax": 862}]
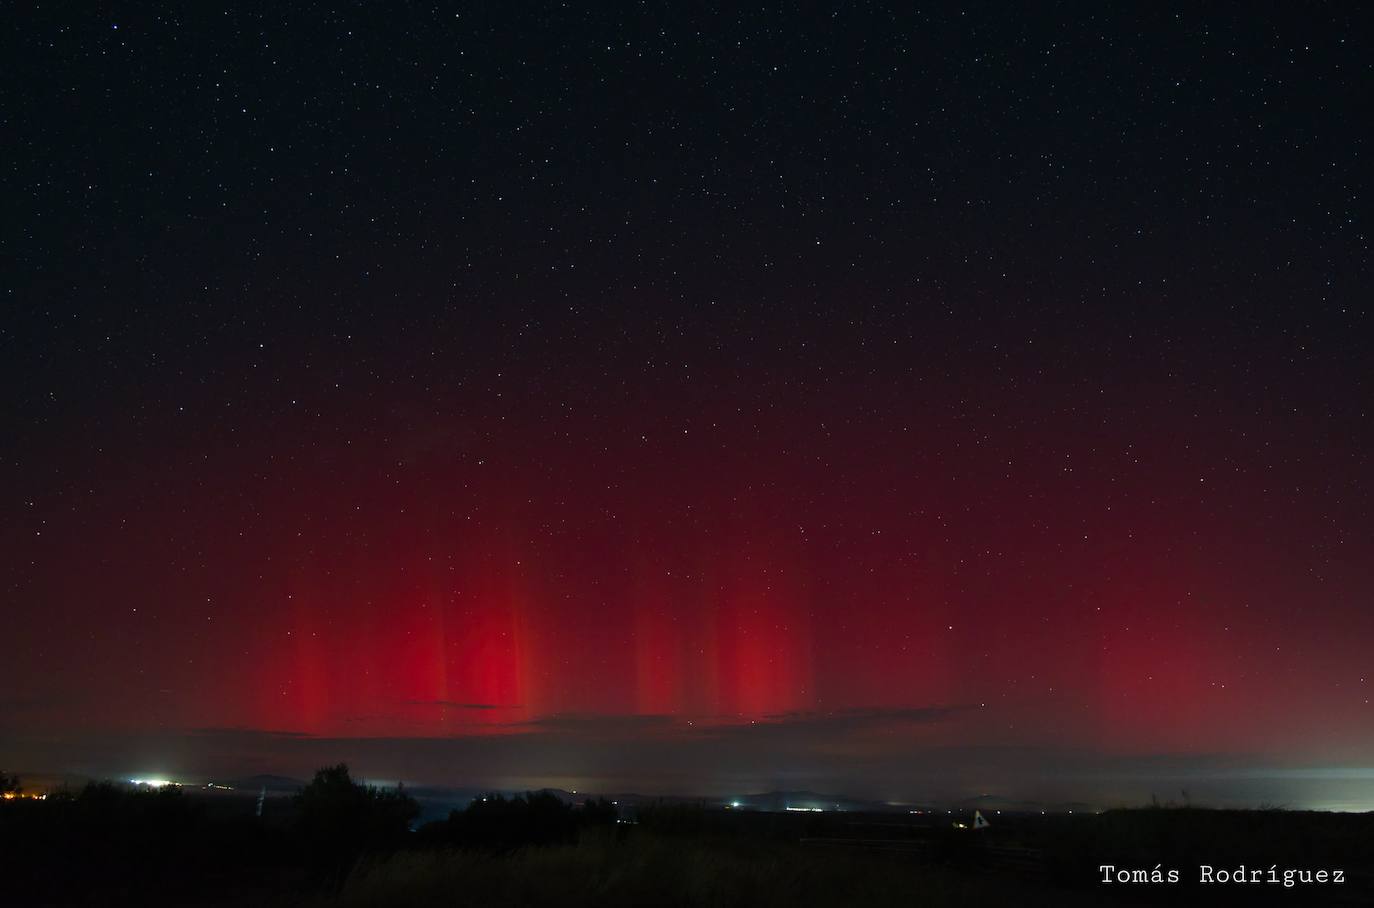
[{"xmin": 4, "ymin": 6, "xmax": 1372, "ymax": 807}]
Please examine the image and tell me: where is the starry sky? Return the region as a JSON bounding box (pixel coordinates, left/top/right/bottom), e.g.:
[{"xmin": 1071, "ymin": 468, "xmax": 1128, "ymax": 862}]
[{"xmin": 3, "ymin": 6, "xmax": 1372, "ymax": 806}]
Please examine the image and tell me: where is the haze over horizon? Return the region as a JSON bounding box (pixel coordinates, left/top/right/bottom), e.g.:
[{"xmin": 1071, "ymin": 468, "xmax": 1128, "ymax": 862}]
[
  {"xmin": 4, "ymin": 6, "xmax": 1371, "ymax": 813},
  {"xmin": 13, "ymin": 723, "xmax": 1374, "ymax": 814}
]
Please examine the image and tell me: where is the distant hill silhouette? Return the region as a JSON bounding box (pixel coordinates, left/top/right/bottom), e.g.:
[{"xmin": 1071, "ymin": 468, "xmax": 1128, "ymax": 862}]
[{"xmin": 219, "ymin": 774, "xmax": 306, "ymax": 792}]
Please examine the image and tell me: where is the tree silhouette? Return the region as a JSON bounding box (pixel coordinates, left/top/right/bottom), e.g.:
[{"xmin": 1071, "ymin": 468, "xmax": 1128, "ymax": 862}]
[
  {"xmin": 581, "ymin": 796, "xmax": 618, "ymax": 826},
  {"xmin": 0, "ymin": 771, "xmax": 20, "ymax": 798},
  {"xmin": 294, "ymin": 763, "xmax": 418, "ymax": 877}
]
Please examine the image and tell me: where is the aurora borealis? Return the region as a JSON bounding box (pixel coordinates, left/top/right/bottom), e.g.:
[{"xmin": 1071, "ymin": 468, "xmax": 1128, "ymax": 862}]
[{"xmin": 3, "ymin": 5, "xmax": 1371, "ymax": 807}]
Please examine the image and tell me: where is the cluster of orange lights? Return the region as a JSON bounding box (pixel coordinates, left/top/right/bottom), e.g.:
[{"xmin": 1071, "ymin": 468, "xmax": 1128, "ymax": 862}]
[{"xmin": 2, "ymin": 791, "xmax": 46, "ymax": 800}]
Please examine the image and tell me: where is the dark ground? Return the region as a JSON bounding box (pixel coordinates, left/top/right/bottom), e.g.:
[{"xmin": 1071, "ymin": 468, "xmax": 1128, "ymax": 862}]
[{"xmin": 3, "ymin": 781, "xmax": 1372, "ymax": 906}]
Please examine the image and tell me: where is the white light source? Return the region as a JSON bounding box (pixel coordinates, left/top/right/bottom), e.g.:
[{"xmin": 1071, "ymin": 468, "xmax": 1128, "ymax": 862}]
[{"xmin": 129, "ymin": 778, "xmax": 175, "ymax": 788}]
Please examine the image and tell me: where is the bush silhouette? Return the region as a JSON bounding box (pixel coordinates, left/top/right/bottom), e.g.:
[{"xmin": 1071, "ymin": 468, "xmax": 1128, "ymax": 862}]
[{"xmin": 419, "ymin": 791, "xmax": 579, "ymax": 851}]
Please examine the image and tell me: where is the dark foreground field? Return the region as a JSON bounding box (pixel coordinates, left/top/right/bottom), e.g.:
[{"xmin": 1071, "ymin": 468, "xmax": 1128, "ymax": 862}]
[
  {"xmin": 331, "ymin": 828, "xmax": 1049, "ymax": 908},
  {"xmin": 330, "ymin": 810, "xmax": 1374, "ymax": 908},
  {"xmin": 3, "ymin": 770, "xmax": 1372, "ymax": 906}
]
